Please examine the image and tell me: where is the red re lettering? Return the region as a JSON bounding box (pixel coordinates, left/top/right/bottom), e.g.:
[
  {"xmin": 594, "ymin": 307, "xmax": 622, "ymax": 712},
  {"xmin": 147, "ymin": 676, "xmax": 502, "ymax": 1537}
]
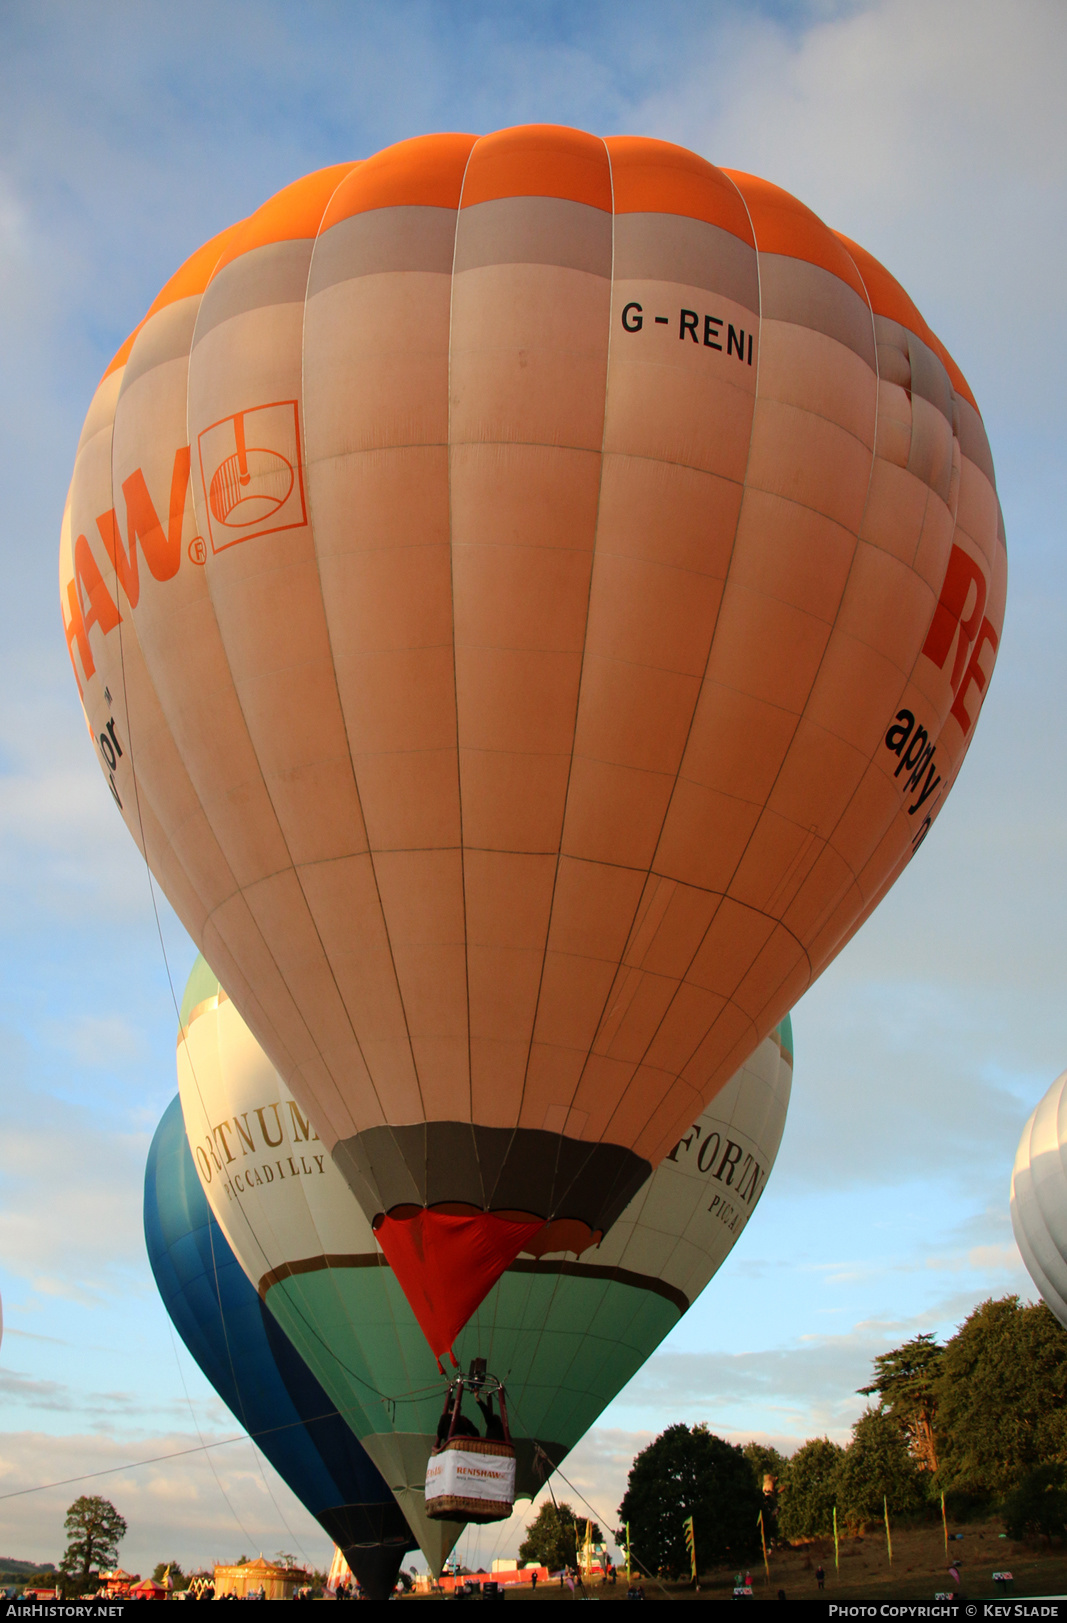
[
  {"xmin": 922, "ymin": 544, "xmax": 988, "ymax": 693},
  {"xmin": 950, "ymin": 617, "xmax": 998, "ymax": 735}
]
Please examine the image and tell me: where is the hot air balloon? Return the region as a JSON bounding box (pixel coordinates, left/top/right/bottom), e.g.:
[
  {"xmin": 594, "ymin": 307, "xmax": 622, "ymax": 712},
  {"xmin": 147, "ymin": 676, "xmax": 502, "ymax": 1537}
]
[
  {"xmin": 144, "ymin": 1095, "xmax": 416, "ymax": 1599},
  {"xmin": 176, "ymin": 953, "xmax": 791, "ymax": 1548},
  {"xmin": 1010, "ymin": 1072, "xmax": 1067, "ymax": 1326},
  {"xmin": 62, "ymin": 126, "xmax": 1004, "ymax": 1356}
]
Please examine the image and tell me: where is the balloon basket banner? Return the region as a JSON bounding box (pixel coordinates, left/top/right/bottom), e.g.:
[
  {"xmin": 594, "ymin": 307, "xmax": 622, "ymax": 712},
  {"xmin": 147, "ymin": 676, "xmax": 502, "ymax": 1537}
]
[{"xmin": 425, "ymin": 1437, "xmax": 516, "ymax": 1523}]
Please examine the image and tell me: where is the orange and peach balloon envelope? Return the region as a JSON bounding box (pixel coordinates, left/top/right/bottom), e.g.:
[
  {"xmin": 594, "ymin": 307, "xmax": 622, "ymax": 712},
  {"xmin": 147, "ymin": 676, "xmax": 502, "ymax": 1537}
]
[{"xmin": 60, "ymin": 126, "xmax": 1005, "ymax": 1355}]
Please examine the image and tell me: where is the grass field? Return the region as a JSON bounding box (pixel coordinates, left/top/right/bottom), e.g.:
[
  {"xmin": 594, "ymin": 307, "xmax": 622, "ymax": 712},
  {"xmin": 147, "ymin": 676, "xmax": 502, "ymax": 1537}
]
[{"xmin": 403, "ymin": 1519, "xmax": 1067, "ymax": 1601}]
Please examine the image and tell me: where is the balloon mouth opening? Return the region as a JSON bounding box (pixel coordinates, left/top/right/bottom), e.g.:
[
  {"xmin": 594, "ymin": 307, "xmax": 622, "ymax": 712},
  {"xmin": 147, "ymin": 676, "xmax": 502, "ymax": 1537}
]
[{"xmin": 373, "ymin": 1203, "xmax": 602, "ymax": 1259}]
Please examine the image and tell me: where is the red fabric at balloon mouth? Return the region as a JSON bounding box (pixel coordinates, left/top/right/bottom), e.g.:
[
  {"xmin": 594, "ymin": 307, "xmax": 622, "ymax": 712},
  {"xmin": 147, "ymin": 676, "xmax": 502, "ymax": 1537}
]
[
  {"xmin": 373, "ymin": 1207, "xmax": 546, "ymax": 1362},
  {"xmin": 381, "ymin": 1203, "xmax": 602, "ymax": 1259}
]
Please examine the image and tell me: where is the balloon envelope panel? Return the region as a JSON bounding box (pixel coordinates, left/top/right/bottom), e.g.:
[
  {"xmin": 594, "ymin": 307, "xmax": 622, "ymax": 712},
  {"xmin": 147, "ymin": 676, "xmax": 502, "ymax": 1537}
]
[{"xmin": 144, "ymin": 1095, "xmax": 414, "ymax": 1574}]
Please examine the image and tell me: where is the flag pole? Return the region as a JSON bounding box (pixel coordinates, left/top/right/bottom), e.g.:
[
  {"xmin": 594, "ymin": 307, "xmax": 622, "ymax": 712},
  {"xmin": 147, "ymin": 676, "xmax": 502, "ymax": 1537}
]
[
  {"xmin": 757, "ymin": 1509, "xmax": 769, "ymax": 1583},
  {"xmin": 833, "ymin": 1505, "xmax": 839, "ymax": 1574},
  {"xmin": 941, "ymin": 1490, "xmax": 948, "ymax": 1557},
  {"xmin": 625, "ymin": 1522, "xmax": 632, "ymax": 1583},
  {"xmin": 884, "ymin": 1495, "xmax": 893, "ymax": 1565}
]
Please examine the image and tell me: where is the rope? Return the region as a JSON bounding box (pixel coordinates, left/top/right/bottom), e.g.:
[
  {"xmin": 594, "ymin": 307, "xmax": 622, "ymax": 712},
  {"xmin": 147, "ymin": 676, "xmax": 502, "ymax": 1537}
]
[
  {"xmin": 0, "ymin": 1398, "xmax": 401, "ymax": 1503},
  {"xmin": 506, "ymin": 1393, "xmax": 674, "ymax": 1600},
  {"xmin": 164, "ymin": 1319, "xmax": 256, "ymax": 1546}
]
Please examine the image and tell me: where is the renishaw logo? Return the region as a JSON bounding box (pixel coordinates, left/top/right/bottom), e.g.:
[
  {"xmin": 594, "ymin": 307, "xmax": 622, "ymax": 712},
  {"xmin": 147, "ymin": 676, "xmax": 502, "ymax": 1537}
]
[
  {"xmin": 62, "ymin": 446, "xmax": 192, "ymax": 695},
  {"xmin": 60, "ymin": 403, "xmax": 307, "ymax": 698},
  {"xmin": 197, "ymin": 400, "xmax": 307, "ymax": 551}
]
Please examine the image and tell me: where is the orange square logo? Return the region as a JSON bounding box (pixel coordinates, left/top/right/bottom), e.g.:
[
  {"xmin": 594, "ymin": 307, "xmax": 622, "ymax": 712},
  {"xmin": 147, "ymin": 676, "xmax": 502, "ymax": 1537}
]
[{"xmin": 197, "ymin": 400, "xmax": 307, "ymax": 553}]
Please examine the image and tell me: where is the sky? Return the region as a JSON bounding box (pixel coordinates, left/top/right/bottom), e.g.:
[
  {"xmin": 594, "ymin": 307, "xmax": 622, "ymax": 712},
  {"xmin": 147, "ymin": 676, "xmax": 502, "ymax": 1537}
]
[{"xmin": 0, "ymin": 0, "xmax": 1064, "ymax": 1579}]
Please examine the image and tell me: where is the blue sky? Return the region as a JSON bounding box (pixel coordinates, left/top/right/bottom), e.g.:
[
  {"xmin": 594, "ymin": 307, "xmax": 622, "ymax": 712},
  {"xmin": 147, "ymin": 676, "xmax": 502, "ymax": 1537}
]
[{"xmin": 0, "ymin": 0, "xmax": 1064, "ymax": 1577}]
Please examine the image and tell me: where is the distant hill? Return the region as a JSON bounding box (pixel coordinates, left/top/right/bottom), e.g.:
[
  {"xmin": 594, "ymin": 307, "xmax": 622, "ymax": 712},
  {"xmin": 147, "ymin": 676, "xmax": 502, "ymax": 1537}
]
[{"xmin": 0, "ymin": 1560, "xmax": 56, "ymax": 1574}]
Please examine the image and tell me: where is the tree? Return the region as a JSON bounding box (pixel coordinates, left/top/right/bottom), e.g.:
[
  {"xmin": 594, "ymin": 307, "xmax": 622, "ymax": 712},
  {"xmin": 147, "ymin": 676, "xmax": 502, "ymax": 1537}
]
[
  {"xmin": 152, "ymin": 1562, "xmax": 187, "ymax": 1591},
  {"xmin": 617, "ymin": 1423, "xmax": 762, "ymax": 1577},
  {"xmin": 934, "ymin": 1297, "xmax": 1067, "ymax": 1499},
  {"xmin": 1001, "ymin": 1463, "xmax": 1067, "ymax": 1542},
  {"xmin": 859, "ymin": 1333, "xmax": 943, "ymax": 1471},
  {"xmin": 518, "ymin": 1502, "xmax": 600, "ymax": 1571},
  {"xmin": 836, "ymin": 1408, "xmax": 927, "ymax": 1530},
  {"xmin": 743, "ymin": 1443, "xmax": 788, "ymax": 1536},
  {"xmin": 778, "ymin": 1438, "xmax": 844, "ymax": 1540},
  {"xmin": 59, "ymin": 1497, "xmax": 127, "ymax": 1590},
  {"xmin": 743, "ymin": 1442, "xmax": 788, "ymax": 1495}
]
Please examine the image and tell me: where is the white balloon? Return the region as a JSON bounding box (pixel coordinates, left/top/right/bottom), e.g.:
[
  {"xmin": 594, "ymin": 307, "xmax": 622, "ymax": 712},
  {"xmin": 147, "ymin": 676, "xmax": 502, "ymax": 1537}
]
[{"xmin": 1010, "ymin": 1069, "xmax": 1067, "ymax": 1325}]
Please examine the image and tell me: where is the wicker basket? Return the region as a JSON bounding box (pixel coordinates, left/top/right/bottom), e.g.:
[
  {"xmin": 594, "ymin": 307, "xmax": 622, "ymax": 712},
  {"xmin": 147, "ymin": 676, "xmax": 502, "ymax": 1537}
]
[{"xmin": 425, "ymin": 1437, "xmax": 516, "ymax": 1522}]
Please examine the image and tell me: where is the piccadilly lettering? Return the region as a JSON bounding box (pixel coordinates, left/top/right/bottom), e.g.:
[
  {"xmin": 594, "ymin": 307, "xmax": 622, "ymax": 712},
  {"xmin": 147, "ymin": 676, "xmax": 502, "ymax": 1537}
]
[
  {"xmin": 665, "ymin": 1120, "xmax": 766, "ymax": 1229},
  {"xmin": 192, "ymin": 1097, "xmax": 322, "ymax": 1199},
  {"xmin": 224, "ymin": 1152, "xmax": 327, "ymax": 1198},
  {"xmin": 706, "ymin": 1191, "xmax": 745, "ymax": 1236},
  {"xmin": 620, "ymin": 301, "xmax": 754, "ymax": 364}
]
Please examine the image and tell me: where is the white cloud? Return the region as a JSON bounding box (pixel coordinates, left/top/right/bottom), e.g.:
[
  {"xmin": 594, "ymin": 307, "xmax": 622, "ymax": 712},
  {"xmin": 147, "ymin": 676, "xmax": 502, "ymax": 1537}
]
[
  {"xmin": 0, "ymin": 697, "xmax": 155, "ymax": 928},
  {"xmin": 0, "ymin": 1428, "xmax": 333, "ymax": 1575},
  {"xmin": 637, "ymin": 0, "xmax": 1067, "ymax": 424},
  {"xmin": 53, "ymin": 1014, "xmax": 146, "ymax": 1069},
  {"xmin": 0, "ymin": 1067, "xmax": 151, "ymax": 1299},
  {"xmin": 961, "ymin": 1243, "xmax": 1021, "ymax": 1273}
]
